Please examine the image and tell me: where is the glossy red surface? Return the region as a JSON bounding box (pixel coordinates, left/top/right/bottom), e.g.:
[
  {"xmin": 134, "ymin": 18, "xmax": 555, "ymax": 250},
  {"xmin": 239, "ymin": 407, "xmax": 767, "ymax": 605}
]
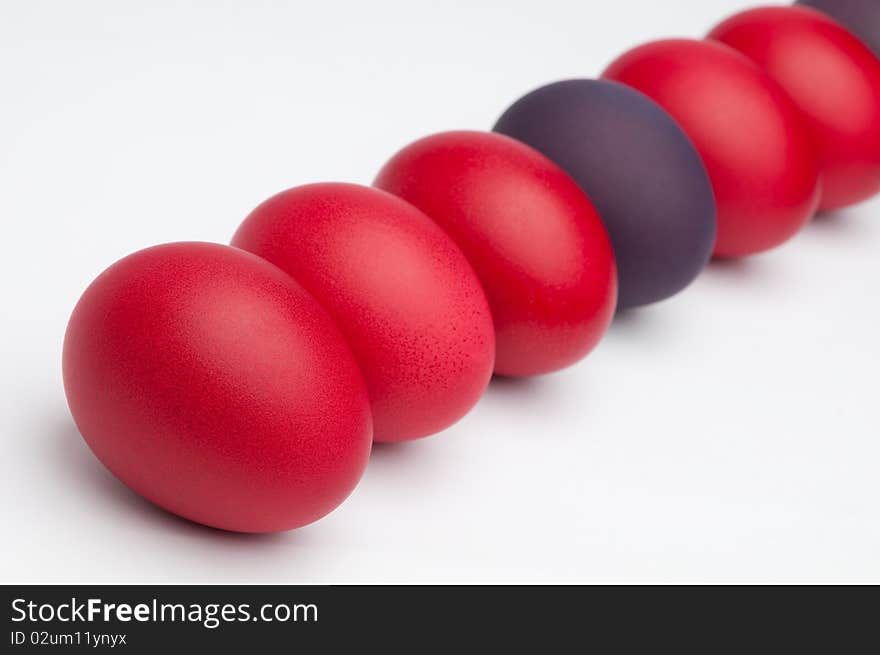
[
  {"xmin": 232, "ymin": 183, "xmax": 495, "ymax": 442},
  {"xmin": 709, "ymin": 5, "xmax": 880, "ymax": 211},
  {"xmin": 604, "ymin": 39, "xmax": 822, "ymax": 258},
  {"xmin": 63, "ymin": 242, "xmax": 372, "ymax": 533},
  {"xmin": 374, "ymin": 131, "xmax": 617, "ymax": 377}
]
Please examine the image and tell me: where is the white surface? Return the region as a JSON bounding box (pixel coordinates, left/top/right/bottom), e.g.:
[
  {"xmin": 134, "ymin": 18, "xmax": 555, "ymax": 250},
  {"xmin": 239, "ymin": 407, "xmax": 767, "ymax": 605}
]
[{"xmin": 2, "ymin": 0, "xmax": 878, "ymax": 584}]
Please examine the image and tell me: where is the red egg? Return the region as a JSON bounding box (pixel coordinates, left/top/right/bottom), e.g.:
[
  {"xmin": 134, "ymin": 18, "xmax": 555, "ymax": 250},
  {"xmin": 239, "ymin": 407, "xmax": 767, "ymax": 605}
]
[
  {"xmin": 232, "ymin": 183, "xmax": 495, "ymax": 443},
  {"xmin": 63, "ymin": 242, "xmax": 372, "ymax": 533},
  {"xmin": 603, "ymin": 39, "xmax": 821, "ymax": 258},
  {"xmin": 709, "ymin": 5, "xmax": 880, "ymax": 211},
  {"xmin": 374, "ymin": 131, "xmax": 617, "ymax": 377}
]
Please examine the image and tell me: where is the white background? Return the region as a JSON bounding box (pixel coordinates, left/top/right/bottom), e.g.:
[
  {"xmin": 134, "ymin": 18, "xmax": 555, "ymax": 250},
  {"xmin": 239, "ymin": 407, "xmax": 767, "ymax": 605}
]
[{"xmin": 2, "ymin": 0, "xmax": 878, "ymax": 583}]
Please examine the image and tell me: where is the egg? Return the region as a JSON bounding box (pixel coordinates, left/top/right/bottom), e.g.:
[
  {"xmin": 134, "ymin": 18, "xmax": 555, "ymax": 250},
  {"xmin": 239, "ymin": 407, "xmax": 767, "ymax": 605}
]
[
  {"xmin": 604, "ymin": 39, "xmax": 821, "ymax": 258},
  {"xmin": 63, "ymin": 242, "xmax": 372, "ymax": 533},
  {"xmin": 374, "ymin": 130, "xmax": 617, "ymax": 377},
  {"xmin": 232, "ymin": 183, "xmax": 495, "ymax": 443},
  {"xmin": 710, "ymin": 6, "xmax": 880, "ymax": 211},
  {"xmin": 797, "ymin": 0, "xmax": 880, "ymax": 60},
  {"xmin": 494, "ymin": 79, "xmax": 716, "ymax": 309}
]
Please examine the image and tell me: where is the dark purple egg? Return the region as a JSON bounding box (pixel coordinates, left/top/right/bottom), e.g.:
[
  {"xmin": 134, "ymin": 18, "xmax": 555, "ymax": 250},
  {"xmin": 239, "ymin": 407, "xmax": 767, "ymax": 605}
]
[
  {"xmin": 494, "ymin": 79, "xmax": 716, "ymax": 309},
  {"xmin": 797, "ymin": 0, "xmax": 880, "ymax": 59}
]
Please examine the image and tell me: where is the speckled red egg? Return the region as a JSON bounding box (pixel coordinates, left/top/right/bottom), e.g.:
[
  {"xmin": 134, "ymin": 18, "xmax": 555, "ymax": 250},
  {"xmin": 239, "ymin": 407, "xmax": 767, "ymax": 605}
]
[
  {"xmin": 63, "ymin": 242, "xmax": 373, "ymax": 533},
  {"xmin": 232, "ymin": 183, "xmax": 495, "ymax": 443},
  {"xmin": 374, "ymin": 130, "xmax": 617, "ymax": 377}
]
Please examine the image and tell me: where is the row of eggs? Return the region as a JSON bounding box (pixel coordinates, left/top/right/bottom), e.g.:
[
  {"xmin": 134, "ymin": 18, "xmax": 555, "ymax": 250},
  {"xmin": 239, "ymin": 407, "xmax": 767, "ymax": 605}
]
[{"xmin": 63, "ymin": 3, "xmax": 880, "ymax": 532}]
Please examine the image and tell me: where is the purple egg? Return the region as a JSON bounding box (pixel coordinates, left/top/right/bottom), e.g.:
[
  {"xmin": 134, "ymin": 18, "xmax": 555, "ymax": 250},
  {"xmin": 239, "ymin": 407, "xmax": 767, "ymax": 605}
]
[
  {"xmin": 494, "ymin": 79, "xmax": 716, "ymax": 309},
  {"xmin": 797, "ymin": 0, "xmax": 880, "ymax": 59}
]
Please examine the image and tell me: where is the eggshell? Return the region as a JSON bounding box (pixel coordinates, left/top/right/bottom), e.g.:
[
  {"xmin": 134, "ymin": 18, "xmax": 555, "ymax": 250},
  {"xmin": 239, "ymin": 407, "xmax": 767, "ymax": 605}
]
[
  {"xmin": 63, "ymin": 242, "xmax": 372, "ymax": 533},
  {"xmin": 374, "ymin": 131, "xmax": 617, "ymax": 377},
  {"xmin": 232, "ymin": 183, "xmax": 495, "ymax": 442}
]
